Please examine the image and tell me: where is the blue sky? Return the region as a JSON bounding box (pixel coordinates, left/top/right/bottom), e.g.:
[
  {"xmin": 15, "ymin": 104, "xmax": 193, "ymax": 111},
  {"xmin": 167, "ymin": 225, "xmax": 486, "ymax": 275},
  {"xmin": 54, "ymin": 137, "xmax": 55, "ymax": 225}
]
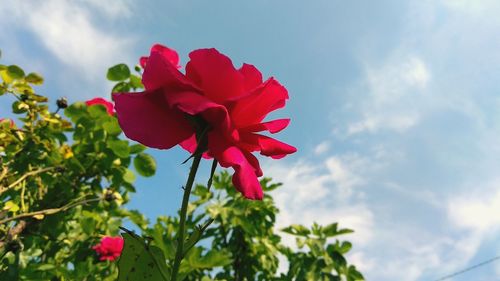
[{"xmin": 1, "ymin": 1, "xmax": 500, "ymax": 280}]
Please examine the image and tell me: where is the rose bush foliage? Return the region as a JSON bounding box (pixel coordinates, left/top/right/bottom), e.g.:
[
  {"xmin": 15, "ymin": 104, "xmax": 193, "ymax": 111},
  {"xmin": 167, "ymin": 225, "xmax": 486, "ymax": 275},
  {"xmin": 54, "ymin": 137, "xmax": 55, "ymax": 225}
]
[{"xmin": 0, "ymin": 59, "xmax": 156, "ymax": 280}]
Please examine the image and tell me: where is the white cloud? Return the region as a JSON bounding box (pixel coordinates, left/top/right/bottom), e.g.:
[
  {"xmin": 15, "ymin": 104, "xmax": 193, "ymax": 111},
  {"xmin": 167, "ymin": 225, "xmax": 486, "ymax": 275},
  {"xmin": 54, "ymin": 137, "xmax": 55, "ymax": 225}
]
[
  {"xmin": 346, "ymin": 55, "xmax": 430, "ymax": 135},
  {"xmin": 313, "ymin": 140, "xmax": 331, "ymax": 155},
  {"xmin": 0, "ymin": 0, "xmax": 135, "ymax": 99},
  {"xmin": 442, "ymin": 0, "xmax": 500, "ymax": 19},
  {"xmin": 82, "ymin": 0, "xmax": 133, "ymax": 18},
  {"xmin": 265, "ymin": 153, "xmax": 374, "ymax": 248},
  {"xmin": 268, "ymin": 135, "xmax": 495, "ymax": 281},
  {"xmin": 447, "ymin": 181, "xmax": 500, "ymax": 233}
]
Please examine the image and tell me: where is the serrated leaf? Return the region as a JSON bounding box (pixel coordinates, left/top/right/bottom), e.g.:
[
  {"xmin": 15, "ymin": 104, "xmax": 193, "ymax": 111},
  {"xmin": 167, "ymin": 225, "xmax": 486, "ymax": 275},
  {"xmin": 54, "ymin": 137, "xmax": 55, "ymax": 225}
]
[
  {"xmin": 133, "ymin": 153, "xmax": 156, "ymax": 177},
  {"xmin": 107, "ymin": 64, "xmax": 130, "ymax": 81},
  {"xmin": 118, "ymin": 231, "xmax": 169, "ymax": 281}
]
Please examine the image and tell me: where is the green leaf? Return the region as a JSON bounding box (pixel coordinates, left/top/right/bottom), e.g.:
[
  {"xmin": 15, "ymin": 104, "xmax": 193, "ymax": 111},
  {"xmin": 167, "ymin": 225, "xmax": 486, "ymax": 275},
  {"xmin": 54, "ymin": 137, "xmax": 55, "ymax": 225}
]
[
  {"xmin": 118, "ymin": 230, "xmax": 170, "ymax": 281},
  {"xmin": 338, "ymin": 241, "xmax": 352, "ymax": 254},
  {"xmin": 112, "ymin": 81, "xmax": 131, "ymax": 93},
  {"xmin": 130, "ymin": 144, "xmax": 146, "ymax": 154},
  {"xmin": 88, "ymin": 103, "xmax": 108, "ymax": 118},
  {"xmin": 281, "ymin": 224, "xmax": 311, "ymax": 237},
  {"xmin": 133, "ymin": 153, "xmax": 156, "ymax": 177},
  {"xmin": 107, "ymin": 64, "xmax": 130, "ymax": 81},
  {"xmin": 3, "ymin": 201, "xmax": 20, "ymax": 213},
  {"xmin": 129, "ymin": 74, "xmax": 144, "ymax": 89},
  {"xmin": 123, "ymin": 168, "xmax": 136, "ymax": 184},
  {"xmin": 323, "ymin": 223, "xmax": 338, "ymax": 236},
  {"xmin": 25, "ymin": 72, "xmax": 44, "ymax": 85},
  {"xmin": 184, "ymin": 247, "xmax": 232, "ymax": 269},
  {"xmin": 102, "ymin": 118, "xmax": 122, "ymax": 135},
  {"xmin": 12, "ymin": 101, "xmax": 28, "ymax": 114},
  {"xmin": 36, "ymin": 264, "xmax": 56, "ymax": 271},
  {"xmin": 31, "ymin": 94, "xmax": 48, "ymax": 102},
  {"xmin": 7, "ymin": 65, "xmax": 25, "ymax": 79},
  {"xmin": 67, "ymin": 157, "xmax": 85, "ymax": 173},
  {"xmin": 107, "ymin": 140, "xmax": 130, "ymax": 158},
  {"xmin": 64, "ymin": 102, "xmax": 86, "ymax": 121}
]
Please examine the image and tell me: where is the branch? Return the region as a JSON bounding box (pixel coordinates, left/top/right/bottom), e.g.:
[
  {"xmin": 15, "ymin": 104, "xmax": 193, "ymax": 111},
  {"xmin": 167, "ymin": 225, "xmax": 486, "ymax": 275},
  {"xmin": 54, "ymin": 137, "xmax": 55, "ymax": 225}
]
[
  {"xmin": 0, "ymin": 166, "xmax": 57, "ymax": 195},
  {"xmin": 0, "ymin": 197, "xmax": 100, "ymax": 225},
  {"xmin": 0, "ymin": 166, "xmax": 8, "ymax": 182},
  {"xmin": 0, "ymin": 220, "xmax": 27, "ymax": 249}
]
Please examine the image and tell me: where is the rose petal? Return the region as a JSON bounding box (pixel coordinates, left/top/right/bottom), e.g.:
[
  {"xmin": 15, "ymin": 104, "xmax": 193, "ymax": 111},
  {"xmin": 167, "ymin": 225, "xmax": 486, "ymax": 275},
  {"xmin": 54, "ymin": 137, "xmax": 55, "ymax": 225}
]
[
  {"xmin": 142, "ymin": 51, "xmax": 196, "ymax": 91},
  {"xmin": 113, "ymin": 89, "xmax": 194, "ymax": 149},
  {"xmin": 139, "ymin": 56, "xmax": 148, "ymax": 68},
  {"xmin": 239, "ymin": 63, "xmax": 263, "ymax": 91},
  {"xmin": 241, "ymin": 149, "xmax": 263, "ymax": 177},
  {"xmin": 185, "ymin": 48, "xmax": 245, "ymax": 103},
  {"xmin": 239, "ymin": 133, "xmax": 297, "ymax": 159},
  {"xmin": 209, "ymin": 133, "xmax": 263, "ymax": 200},
  {"xmin": 239, "ymin": 118, "xmax": 290, "ymax": 134},
  {"xmin": 179, "ymin": 134, "xmax": 212, "ymax": 159},
  {"xmin": 140, "ymin": 44, "xmax": 181, "ymax": 69},
  {"xmin": 230, "ymin": 78, "xmax": 289, "ymax": 128},
  {"xmin": 165, "ymin": 90, "xmax": 231, "ymax": 133}
]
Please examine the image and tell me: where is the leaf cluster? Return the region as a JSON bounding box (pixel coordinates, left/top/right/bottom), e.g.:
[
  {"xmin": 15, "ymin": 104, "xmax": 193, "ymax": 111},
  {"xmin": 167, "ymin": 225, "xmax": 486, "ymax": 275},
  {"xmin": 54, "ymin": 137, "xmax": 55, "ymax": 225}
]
[{"xmin": 0, "ymin": 59, "xmax": 156, "ymax": 280}]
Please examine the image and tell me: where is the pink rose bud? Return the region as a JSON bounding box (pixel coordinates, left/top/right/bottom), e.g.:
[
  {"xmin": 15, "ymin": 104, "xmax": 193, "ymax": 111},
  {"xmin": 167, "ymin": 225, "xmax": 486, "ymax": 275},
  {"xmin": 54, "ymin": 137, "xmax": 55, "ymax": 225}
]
[
  {"xmin": 85, "ymin": 97, "xmax": 115, "ymax": 116},
  {"xmin": 92, "ymin": 236, "xmax": 124, "ymax": 261}
]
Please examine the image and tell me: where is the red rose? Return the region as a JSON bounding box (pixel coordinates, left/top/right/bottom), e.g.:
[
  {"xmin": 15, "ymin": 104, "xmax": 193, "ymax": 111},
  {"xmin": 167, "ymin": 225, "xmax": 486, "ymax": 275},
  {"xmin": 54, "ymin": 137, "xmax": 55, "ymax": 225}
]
[
  {"xmin": 113, "ymin": 44, "xmax": 296, "ymax": 200},
  {"xmin": 85, "ymin": 97, "xmax": 115, "ymax": 116},
  {"xmin": 0, "ymin": 118, "xmax": 14, "ymax": 128},
  {"xmin": 92, "ymin": 236, "xmax": 124, "ymax": 261}
]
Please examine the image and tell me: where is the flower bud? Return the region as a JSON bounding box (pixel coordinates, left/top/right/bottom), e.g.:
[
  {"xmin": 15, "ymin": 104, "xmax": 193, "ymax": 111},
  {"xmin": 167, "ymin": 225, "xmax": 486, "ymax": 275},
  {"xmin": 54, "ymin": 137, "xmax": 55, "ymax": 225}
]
[{"xmin": 56, "ymin": 97, "xmax": 68, "ymax": 109}]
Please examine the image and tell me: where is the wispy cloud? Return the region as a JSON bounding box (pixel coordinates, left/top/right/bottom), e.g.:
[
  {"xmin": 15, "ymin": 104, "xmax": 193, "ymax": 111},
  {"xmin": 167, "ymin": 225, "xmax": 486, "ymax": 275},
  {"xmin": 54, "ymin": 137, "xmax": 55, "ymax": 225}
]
[
  {"xmin": 0, "ymin": 0, "xmax": 136, "ymax": 99},
  {"xmin": 447, "ymin": 180, "xmax": 500, "ymax": 233},
  {"xmin": 346, "ymin": 54, "xmax": 430, "ymax": 135},
  {"xmin": 313, "ymin": 140, "xmax": 331, "ymax": 155}
]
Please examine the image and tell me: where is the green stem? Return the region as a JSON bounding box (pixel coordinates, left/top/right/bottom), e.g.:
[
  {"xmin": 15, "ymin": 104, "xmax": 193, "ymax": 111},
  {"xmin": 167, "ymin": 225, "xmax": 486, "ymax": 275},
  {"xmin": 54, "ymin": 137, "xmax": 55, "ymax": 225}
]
[{"xmin": 171, "ymin": 153, "xmax": 203, "ymax": 281}]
